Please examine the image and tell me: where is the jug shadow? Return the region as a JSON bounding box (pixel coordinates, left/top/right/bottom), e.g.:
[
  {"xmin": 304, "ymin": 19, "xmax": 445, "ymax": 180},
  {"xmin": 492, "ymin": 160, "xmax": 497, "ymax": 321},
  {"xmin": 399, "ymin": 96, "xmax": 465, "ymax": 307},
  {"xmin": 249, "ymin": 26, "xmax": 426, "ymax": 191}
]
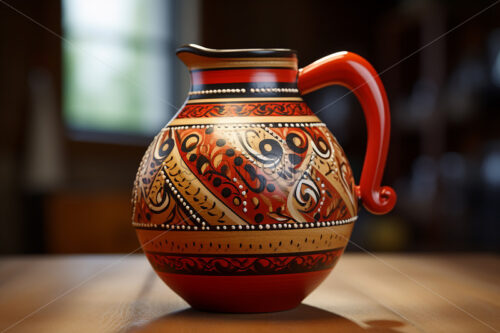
[{"xmin": 126, "ymin": 304, "xmax": 406, "ymax": 333}]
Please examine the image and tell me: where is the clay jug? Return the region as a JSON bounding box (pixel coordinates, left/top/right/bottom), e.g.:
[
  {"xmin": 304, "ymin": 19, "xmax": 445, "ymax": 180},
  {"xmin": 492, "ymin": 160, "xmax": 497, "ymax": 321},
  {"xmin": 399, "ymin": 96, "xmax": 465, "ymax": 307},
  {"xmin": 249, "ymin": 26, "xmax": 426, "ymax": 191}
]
[{"xmin": 132, "ymin": 44, "xmax": 396, "ymax": 313}]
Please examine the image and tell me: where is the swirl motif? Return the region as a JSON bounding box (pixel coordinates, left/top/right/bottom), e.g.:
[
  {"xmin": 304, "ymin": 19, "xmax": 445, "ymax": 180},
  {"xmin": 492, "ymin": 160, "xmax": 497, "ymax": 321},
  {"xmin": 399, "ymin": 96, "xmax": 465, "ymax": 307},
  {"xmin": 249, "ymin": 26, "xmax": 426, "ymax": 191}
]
[
  {"xmin": 137, "ymin": 130, "xmax": 175, "ymax": 213},
  {"xmin": 238, "ymin": 130, "xmax": 284, "ymax": 168},
  {"xmin": 294, "ymin": 174, "xmax": 320, "ymax": 212},
  {"xmin": 133, "ymin": 119, "xmax": 357, "ymax": 228},
  {"xmin": 154, "ymin": 137, "xmax": 175, "ymax": 162}
]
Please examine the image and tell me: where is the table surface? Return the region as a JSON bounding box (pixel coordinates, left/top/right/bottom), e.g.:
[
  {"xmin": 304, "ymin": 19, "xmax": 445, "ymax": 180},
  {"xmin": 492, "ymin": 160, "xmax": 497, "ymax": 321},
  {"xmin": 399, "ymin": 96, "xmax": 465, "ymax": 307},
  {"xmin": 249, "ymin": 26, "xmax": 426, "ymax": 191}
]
[{"xmin": 0, "ymin": 254, "xmax": 498, "ymax": 333}]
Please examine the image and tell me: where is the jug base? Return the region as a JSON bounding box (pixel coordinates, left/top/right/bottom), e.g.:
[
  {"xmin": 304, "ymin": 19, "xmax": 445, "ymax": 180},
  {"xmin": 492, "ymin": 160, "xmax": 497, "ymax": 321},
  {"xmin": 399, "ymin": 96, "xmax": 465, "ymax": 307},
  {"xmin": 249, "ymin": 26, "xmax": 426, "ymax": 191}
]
[{"xmin": 157, "ymin": 269, "xmax": 333, "ymax": 313}]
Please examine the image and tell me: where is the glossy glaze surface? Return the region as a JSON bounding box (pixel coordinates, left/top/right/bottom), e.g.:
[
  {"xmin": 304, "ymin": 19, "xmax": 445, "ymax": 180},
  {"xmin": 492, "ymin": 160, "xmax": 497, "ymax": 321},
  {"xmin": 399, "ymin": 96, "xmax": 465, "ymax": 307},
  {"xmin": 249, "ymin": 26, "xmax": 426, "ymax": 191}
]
[{"xmin": 132, "ymin": 44, "xmax": 395, "ymax": 312}]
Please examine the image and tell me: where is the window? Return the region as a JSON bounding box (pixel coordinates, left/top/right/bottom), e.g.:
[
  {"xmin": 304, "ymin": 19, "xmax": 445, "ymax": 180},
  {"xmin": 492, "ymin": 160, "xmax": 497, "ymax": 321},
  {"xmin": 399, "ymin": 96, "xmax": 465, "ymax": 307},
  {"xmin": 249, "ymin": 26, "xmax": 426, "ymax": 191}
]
[{"xmin": 62, "ymin": 0, "xmax": 175, "ymax": 139}]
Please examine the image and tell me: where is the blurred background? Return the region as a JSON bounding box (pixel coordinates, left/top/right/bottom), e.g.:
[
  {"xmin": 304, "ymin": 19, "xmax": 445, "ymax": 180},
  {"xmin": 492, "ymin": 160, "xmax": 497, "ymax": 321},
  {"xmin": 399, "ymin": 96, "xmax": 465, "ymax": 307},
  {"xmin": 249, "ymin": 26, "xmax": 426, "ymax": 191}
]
[{"xmin": 0, "ymin": 0, "xmax": 499, "ymax": 254}]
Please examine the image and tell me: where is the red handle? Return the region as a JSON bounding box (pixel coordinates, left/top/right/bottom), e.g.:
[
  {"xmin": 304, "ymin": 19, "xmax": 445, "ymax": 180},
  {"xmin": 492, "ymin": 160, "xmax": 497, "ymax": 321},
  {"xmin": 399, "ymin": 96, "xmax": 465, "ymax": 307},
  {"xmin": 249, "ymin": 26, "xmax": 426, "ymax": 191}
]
[{"xmin": 298, "ymin": 51, "xmax": 396, "ymax": 215}]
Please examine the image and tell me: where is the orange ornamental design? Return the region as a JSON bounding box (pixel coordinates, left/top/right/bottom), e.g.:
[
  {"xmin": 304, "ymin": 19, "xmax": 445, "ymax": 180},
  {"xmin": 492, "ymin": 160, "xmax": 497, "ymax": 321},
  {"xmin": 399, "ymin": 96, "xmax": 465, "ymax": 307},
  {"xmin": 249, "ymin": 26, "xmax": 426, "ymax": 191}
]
[
  {"xmin": 177, "ymin": 102, "xmax": 312, "ymax": 118},
  {"xmin": 132, "ymin": 44, "xmax": 396, "ymax": 313},
  {"xmin": 132, "ymin": 121, "xmax": 356, "ymax": 229}
]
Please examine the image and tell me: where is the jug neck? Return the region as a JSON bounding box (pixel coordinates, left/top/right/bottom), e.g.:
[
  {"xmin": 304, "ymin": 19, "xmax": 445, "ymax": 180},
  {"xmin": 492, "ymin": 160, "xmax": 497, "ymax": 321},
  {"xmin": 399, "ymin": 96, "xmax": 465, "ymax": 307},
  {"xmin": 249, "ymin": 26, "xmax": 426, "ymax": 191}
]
[{"xmin": 177, "ymin": 45, "xmax": 300, "ymax": 101}]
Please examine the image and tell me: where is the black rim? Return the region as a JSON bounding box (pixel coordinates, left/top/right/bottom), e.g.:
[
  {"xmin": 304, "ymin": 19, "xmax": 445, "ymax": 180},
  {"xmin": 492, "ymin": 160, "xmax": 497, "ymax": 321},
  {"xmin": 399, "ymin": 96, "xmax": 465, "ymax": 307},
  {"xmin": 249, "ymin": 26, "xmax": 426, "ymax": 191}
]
[{"xmin": 176, "ymin": 44, "xmax": 297, "ymax": 58}]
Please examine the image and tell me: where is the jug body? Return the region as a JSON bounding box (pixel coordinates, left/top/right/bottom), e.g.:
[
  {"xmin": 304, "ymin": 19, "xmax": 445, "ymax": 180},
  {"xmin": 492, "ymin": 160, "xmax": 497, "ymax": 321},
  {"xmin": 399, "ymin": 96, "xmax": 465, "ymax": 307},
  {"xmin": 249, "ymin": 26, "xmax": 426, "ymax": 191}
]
[{"xmin": 131, "ymin": 45, "xmax": 384, "ymax": 313}]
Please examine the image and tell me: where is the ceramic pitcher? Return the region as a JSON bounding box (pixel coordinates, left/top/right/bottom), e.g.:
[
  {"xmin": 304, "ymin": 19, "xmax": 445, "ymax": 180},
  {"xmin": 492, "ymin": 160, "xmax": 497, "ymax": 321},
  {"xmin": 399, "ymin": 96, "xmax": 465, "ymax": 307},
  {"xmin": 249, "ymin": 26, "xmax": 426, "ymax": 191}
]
[{"xmin": 132, "ymin": 44, "xmax": 396, "ymax": 313}]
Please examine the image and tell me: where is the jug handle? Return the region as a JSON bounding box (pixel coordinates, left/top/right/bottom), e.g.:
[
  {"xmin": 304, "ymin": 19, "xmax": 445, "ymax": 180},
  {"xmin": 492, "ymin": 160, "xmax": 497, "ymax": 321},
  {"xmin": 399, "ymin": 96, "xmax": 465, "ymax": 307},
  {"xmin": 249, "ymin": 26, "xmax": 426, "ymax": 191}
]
[{"xmin": 298, "ymin": 51, "xmax": 396, "ymax": 215}]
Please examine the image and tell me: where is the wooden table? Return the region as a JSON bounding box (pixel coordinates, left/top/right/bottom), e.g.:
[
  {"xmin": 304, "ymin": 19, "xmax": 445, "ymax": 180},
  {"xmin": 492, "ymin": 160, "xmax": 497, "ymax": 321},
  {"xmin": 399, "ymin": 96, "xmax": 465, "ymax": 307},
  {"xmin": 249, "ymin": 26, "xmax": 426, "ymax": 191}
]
[{"xmin": 0, "ymin": 254, "xmax": 498, "ymax": 333}]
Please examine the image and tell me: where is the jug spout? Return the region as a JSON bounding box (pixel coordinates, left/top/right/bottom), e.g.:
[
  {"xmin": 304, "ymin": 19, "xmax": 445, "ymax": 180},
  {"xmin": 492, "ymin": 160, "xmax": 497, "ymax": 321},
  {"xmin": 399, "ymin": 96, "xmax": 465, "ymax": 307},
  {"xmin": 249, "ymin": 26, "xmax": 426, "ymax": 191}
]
[
  {"xmin": 176, "ymin": 44, "xmax": 300, "ymax": 101},
  {"xmin": 176, "ymin": 44, "xmax": 298, "ymax": 71}
]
